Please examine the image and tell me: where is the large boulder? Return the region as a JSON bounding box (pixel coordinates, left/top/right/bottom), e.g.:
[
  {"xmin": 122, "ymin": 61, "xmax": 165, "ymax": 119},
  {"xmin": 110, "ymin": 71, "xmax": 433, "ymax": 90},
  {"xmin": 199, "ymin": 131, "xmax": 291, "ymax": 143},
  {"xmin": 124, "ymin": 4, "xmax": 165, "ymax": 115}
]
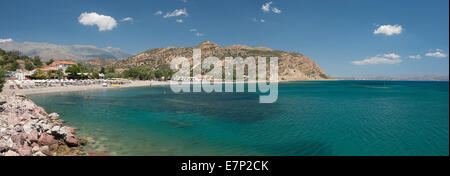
[
  {"xmin": 32, "ymin": 145, "xmax": 40, "ymax": 153},
  {"xmin": 59, "ymin": 126, "xmax": 75, "ymax": 136},
  {"xmin": 4, "ymin": 150, "xmax": 19, "ymax": 156},
  {"xmin": 23, "ymin": 121, "xmax": 33, "ymax": 134},
  {"xmin": 22, "ymin": 112, "xmax": 34, "ymax": 121},
  {"xmin": 39, "ymin": 145, "xmax": 52, "ymax": 156},
  {"xmin": 1, "ymin": 137, "xmax": 14, "ymax": 149},
  {"xmin": 0, "ymin": 127, "xmax": 7, "ymax": 137},
  {"xmin": 27, "ymin": 129, "xmax": 39, "ymax": 142},
  {"xmin": 40, "ymin": 123, "xmax": 52, "ymax": 134},
  {"xmin": 48, "ymin": 113, "xmax": 60, "ymax": 121},
  {"xmin": 14, "ymin": 125, "xmax": 23, "ymax": 132},
  {"xmin": 32, "ymin": 151, "xmax": 46, "ymax": 156},
  {"xmin": 51, "ymin": 126, "xmax": 60, "ymax": 134},
  {"xmin": 0, "ymin": 142, "xmax": 7, "ymax": 152},
  {"xmin": 38, "ymin": 133, "xmax": 57, "ymax": 146},
  {"xmin": 11, "ymin": 132, "xmax": 25, "ymax": 146},
  {"xmin": 36, "ymin": 106, "xmax": 48, "ymax": 116},
  {"xmin": 18, "ymin": 145, "xmax": 33, "ymax": 156},
  {"xmin": 65, "ymin": 134, "xmax": 79, "ymax": 147}
]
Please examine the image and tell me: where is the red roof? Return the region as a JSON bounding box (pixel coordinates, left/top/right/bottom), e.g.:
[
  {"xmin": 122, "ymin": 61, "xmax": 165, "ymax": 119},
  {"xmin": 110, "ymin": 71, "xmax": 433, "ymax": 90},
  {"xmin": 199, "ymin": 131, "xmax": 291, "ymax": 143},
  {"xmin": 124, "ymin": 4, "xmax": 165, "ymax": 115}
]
[
  {"xmin": 39, "ymin": 67, "xmax": 58, "ymax": 71},
  {"xmin": 50, "ymin": 61, "xmax": 77, "ymax": 66}
]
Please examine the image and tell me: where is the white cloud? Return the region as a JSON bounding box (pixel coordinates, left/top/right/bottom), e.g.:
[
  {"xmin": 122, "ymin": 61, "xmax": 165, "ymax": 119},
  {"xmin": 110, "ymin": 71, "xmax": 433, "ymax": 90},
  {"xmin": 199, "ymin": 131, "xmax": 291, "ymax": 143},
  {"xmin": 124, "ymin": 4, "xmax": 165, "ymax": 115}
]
[
  {"xmin": 262, "ymin": 2, "xmax": 272, "ymax": 12},
  {"xmin": 352, "ymin": 53, "xmax": 402, "ymax": 65},
  {"xmin": 120, "ymin": 17, "xmax": 133, "ymax": 22},
  {"xmin": 426, "ymin": 49, "xmax": 448, "ymax": 58},
  {"xmin": 408, "ymin": 55, "xmax": 422, "ymax": 59},
  {"xmin": 189, "ymin": 28, "xmax": 197, "ymax": 32},
  {"xmin": 164, "ymin": 8, "xmax": 188, "ymax": 18},
  {"xmin": 262, "ymin": 2, "xmax": 282, "ymax": 14},
  {"xmin": 78, "ymin": 12, "xmax": 117, "ymax": 31},
  {"xmin": 252, "ymin": 18, "xmax": 266, "ymax": 23},
  {"xmin": 181, "ymin": 0, "xmax": 187, "ymax": 2},
  {"xmin": 155, "ymin": 10, "xmax": 163, "ymax": 15},
  {"xmin": 374, "ymin": 24, "xmax": 403, "ymax": 36},
  {"xmin": 0, "ymin": 38, "xmax": 13, "ymax": 43},
  {"xmin": 176, "ymin": 19, "xmax": 183, "ymax": 23},
  {"xmin": 383, "ymin": 53, "xmax": 400, "ymax": 59},
  {"xmin": 272, "ymin": 7, "xmax": 282, "ymax": 14}
]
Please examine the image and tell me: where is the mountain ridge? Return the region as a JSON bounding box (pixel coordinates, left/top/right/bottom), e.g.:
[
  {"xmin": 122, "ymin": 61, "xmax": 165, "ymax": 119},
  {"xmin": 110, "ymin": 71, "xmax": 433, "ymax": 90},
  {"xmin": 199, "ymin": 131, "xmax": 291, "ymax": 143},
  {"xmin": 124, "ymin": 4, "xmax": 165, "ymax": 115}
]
[
  {"xmin": 0, "ymin": 41, "xmax": 131, "ymax": 61},
  {"xmin": 114, "ymin": 41, "xmax": 331, "ymax": 81}
]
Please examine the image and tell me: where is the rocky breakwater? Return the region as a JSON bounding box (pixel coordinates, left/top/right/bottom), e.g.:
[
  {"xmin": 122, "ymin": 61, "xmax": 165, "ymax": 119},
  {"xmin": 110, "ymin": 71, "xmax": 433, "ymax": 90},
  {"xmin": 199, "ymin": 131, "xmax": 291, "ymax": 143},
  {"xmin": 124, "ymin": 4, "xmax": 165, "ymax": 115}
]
[{"xmin": 0, "ymin": 95, "xmax": 87, "ymax": 156}]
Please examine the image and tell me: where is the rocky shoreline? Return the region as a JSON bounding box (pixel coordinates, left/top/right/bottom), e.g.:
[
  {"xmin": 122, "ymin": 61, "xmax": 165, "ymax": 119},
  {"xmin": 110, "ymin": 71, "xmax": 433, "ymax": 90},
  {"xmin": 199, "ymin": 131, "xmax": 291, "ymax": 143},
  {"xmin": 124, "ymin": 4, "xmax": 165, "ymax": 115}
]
[{"xmin": 0, "ymin": 94, "xmax": 88, "ymax": 156}]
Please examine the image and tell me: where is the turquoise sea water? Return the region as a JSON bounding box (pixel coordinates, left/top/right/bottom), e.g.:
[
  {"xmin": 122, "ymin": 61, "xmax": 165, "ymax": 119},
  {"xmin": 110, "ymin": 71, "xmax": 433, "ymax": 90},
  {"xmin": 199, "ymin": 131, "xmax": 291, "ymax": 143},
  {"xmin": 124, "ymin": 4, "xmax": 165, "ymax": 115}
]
[{"xmin": 29, "ymin": 81, "xmax": 449, "ymax": 156}]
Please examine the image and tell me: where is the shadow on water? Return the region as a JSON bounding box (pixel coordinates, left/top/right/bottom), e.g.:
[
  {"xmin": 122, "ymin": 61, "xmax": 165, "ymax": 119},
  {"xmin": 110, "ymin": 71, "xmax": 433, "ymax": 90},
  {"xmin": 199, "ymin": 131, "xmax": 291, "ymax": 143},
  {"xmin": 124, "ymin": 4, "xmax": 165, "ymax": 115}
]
[
  {"xmin": 42, "ymin": 87, "xmax": 282, "ymax": 123},
  {"xmin": 134, "ymin": 91, "xmax": 282, "ymax": 123}
]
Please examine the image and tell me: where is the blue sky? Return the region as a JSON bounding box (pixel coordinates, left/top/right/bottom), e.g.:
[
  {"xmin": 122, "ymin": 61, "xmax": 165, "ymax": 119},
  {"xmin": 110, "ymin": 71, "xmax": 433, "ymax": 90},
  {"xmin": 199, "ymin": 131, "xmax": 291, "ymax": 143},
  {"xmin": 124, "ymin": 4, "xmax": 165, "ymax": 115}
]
[{"xmin": 0, "ymin": 0, "xmax": 448, "ymax": 77}]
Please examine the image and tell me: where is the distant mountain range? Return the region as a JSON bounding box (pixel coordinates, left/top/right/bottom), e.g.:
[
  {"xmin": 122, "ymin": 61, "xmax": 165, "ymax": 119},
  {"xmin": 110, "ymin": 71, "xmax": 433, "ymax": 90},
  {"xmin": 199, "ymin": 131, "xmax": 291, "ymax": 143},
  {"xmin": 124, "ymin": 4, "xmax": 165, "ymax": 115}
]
[
  {"xmin": 0, "ymin": 41, "xmax": 131, "ymax": 61},
  {"xmin": 336, "ymin": 74, "xmax": 449, "ymax": 81},
  {"xmin": 113, "ymin": 41, "xmax": 331, "ymax": 81}
]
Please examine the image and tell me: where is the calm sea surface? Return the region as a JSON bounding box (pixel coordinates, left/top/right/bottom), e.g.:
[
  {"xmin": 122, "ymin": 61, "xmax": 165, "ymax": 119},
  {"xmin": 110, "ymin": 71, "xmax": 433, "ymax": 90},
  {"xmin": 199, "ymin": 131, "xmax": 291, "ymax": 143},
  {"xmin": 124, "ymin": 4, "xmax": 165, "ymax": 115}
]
[{"xmin": 30, "ymin": 81, "xmax": 449, "ymax": 156}]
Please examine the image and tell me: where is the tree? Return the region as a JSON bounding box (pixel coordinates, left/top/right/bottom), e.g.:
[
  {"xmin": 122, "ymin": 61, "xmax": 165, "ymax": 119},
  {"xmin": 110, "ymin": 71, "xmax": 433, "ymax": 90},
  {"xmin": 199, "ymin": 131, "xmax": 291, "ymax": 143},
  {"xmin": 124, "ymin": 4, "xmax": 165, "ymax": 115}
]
[
  {"xmin": 105, "ymin": 72, "xmax": 122, "ymax": 79},
  {"xmin": 25, "ymin": 61, "xmax": 35, "ymax": 71},
  {"xmin": 106, "ymin": 66, "xmax": 115, "ymax": 73},
  {"xmin": 56, "ymin": 69, "xmax": 64, "ymax": 78},
  {"xmin": 100, "ymin": 67, "xmax": 105, "ymax": 74},
  {"xmin": 0, "ymin": 48, "xmax": 5, "ymax": 56},
  {"xmin": 6, "ymin": 61, "xmax": 20, "ymax": 71},
  {"xmin": 7, "ymin": 50, "xmax": 20, "ymax": 60},
  {"xmin": 124, "ymin": 66, "xmax": 156, "ymax": 80},
  {"xmin": 46, "ymin": 59, "xmax": 54, "ymax": 65},
  {"xmin": 31, "ymin": 71, "xmax": 49, "ymax": 79},
  {"xmin": 20, "ymin": 55, "xmax": 30, "ymax": 61},
  {"xmin": 92, "ymin": 72, "xmax": 100, "ymax": 79},
  {"xmin": 49, "ymin": 69, "xmax": 64, "ymax": 79},
  {"xmin": 0, "ymin": 57, "xmax": 8, "ymax": 66},
  {"xmin": 66, "ymin": 65, "xmax": 81, "ymax": 76},
  {"xmin": 156, "ymin": 64, "xmax": 175, "ymax": 79},
  {"xmin": 154, "ymin": 70, "xmax": 163, "ymax": 79},
  {"xmin": 32, "ymin": 56, "xmax": 43, "ymax": 68},
  {"xmin": 0, "ymin": 55, "xmax": 12, "ymax": 65},
  {"xmin": 8, "ymin": 51, "xmax": 20, "ymax": 61}
]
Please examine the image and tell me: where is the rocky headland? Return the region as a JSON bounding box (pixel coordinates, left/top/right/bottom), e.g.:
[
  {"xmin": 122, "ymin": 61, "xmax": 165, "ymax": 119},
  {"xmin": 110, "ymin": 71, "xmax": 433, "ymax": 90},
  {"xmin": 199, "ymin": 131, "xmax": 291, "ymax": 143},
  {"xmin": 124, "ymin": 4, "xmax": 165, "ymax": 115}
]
[
  {"xmin": 113, "ymin": 41, "xmax": 332, "ymax": 81},
  {"xmin": 0, "ymin": 94, "xmax": 88, "ymax": 156}
]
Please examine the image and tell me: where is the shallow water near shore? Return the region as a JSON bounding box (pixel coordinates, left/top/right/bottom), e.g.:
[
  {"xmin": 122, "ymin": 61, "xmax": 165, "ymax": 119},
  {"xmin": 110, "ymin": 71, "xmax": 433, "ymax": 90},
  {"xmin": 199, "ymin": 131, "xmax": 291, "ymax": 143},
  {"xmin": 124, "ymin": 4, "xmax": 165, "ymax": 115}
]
[{"xmin": 29, "ymin": 81, "xmax": 449, "ymax": 156}]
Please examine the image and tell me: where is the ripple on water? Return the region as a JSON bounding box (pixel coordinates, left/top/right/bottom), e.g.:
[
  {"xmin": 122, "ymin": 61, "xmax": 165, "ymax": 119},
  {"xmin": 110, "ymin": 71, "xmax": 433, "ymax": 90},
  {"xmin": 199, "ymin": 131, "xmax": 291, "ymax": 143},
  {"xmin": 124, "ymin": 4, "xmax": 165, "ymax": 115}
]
[{"xmin": 29, "ymin": 81, "xmax": 449, "ymax": 156}]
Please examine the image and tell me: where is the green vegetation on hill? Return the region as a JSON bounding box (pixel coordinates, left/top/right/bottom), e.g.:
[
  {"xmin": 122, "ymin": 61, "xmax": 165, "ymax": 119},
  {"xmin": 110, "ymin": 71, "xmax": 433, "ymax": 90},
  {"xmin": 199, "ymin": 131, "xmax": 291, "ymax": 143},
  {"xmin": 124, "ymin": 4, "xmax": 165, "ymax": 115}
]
[
  {"xmin": 0, "ymin": 48, "xmax": 43, "ymax": 71},
  {"xmin": 0, "ymin": 47, "xmax": 175, "ymax": 82},
  {"xmin": 121, "ymin": 64, "xmax": 174, "ymax": 80}
]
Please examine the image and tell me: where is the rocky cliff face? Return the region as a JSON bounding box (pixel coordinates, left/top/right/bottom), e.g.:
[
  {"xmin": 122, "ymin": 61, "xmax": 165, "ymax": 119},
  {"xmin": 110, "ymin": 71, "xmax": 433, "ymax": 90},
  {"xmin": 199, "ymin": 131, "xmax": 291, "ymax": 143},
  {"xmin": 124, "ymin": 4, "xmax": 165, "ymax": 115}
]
[{"xmin": 114, "ymin": 41, "xmax": 331, "ymax": 80}]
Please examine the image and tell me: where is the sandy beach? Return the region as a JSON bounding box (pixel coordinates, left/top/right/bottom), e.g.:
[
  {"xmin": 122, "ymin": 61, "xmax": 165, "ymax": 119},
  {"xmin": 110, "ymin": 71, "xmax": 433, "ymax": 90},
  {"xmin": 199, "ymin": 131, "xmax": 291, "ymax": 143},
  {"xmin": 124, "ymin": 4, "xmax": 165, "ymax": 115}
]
[
  {"xmin": 1, "ymin": 80, "xmax": 171, "ymax": 96},
  {"xmin": 1, "ymin": 79, "xmax": 338, "ymax": 96}
]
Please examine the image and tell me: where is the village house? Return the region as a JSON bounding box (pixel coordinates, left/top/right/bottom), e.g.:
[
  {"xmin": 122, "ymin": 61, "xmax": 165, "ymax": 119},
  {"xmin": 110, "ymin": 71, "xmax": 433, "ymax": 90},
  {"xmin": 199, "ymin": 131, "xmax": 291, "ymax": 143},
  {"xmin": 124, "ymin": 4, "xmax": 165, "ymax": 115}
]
[
  {"xmin": 49, "ymin": 61, "xmax": 77, "ymax": 71},
  {"xmin": 38, "ymin": 61, "xmax": 77, "ymax": 73}
]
